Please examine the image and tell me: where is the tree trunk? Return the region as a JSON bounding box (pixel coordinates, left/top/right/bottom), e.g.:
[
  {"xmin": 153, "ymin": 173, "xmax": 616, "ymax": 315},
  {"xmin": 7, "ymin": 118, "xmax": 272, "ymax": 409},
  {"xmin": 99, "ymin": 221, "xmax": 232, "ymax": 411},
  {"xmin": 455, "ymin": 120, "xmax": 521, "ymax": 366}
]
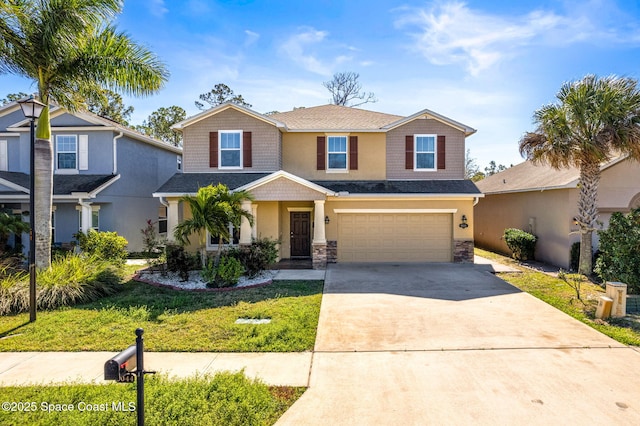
[
  {"xmin": 576, "ymin": 160, "xmax": 600, "ymax": 275},
  {"xmin": 34, "ymin": 136, "xmax": 52, "ymax": 269}
]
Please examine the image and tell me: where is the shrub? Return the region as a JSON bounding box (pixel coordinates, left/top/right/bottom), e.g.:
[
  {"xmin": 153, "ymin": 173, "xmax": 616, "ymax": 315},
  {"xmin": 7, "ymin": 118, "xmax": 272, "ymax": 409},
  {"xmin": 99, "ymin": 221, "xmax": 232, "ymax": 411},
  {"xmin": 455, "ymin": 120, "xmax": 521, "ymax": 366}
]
[
  {"xmin": 140, "ymin": 219, "xmax": 166, "ymax": 270},
  {"xmin": 569, "ymin": 241, "xmax": 580, "ymax": 272},
  {"xmin": 503, "ymin": 228, "xmax": 537, "ymax": 261},
  {"xmin": 595, "ymin": 209, "xmax": 640, "ymax": 293},
  {"xmin": 75, "ymin": 230, "xmax": 128, "ymax": 266},
  {"xmin": 0, "ymin": 253, "xmax": 123, "ymax": 314},
  {"xmin": 201, "ymin": 256, "xmax": 217, "ymax": 285},
  {"xmin": 210, "ymin": 255, "xmax": 244, "ymax": 288},
  {"xmin": 165, "ymin": 243, "xmax": 199, "ymax": 281},
  {"xmin": 228, "ymin": 237, "xmax": 279, "ymax": 278}
]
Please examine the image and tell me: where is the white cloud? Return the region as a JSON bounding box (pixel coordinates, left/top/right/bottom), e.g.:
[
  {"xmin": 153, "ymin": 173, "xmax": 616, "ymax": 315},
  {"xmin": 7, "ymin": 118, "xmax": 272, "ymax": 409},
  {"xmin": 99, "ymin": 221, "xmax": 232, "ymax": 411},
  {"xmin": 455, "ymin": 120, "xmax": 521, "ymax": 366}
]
[
  {"xmin": 395, "ymin": 1, "xmax": 634, "ymax": 76},
  {"xmin": 244, "ymin": 30, "xmax": 260, "ymax": 47},
  {"xmin": 279, "ymin": 28, "xmax": 356, "ymax": 76},
  {"xmin": 148, "ymin": 0, "xmax": 168, "ymax": 18}
]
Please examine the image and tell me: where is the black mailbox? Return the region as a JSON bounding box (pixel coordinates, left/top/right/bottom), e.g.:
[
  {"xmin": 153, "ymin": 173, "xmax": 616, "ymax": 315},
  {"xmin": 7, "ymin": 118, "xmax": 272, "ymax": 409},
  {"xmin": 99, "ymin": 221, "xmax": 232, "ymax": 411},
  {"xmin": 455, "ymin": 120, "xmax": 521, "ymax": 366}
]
[{"xmin": 104, "ymin": 345, "xmax": 137, "ymax": 382}]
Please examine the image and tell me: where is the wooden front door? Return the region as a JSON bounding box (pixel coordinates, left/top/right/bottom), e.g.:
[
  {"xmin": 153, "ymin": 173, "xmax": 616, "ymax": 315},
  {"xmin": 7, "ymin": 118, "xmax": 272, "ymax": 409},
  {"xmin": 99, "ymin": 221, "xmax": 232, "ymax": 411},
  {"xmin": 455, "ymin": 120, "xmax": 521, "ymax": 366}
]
[{"xmin": 290, "ymin": 212, "xmax": 311, "ymax": 258}]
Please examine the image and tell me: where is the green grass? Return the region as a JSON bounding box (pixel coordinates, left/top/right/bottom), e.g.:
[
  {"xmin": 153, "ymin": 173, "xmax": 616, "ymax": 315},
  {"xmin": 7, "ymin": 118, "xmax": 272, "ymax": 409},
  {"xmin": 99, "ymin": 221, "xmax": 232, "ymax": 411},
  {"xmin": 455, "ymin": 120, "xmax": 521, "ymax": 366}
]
[
  {"xmin": 475, "ymin": 248, "xmax": 640, "ymax": 346},
  {"xmin": 0, "ymin": 278, "xmax": 323, "ymax": 352},
  {"xmin": 0, "ymin": 372, "xmax": 304, "ymax": 426}
]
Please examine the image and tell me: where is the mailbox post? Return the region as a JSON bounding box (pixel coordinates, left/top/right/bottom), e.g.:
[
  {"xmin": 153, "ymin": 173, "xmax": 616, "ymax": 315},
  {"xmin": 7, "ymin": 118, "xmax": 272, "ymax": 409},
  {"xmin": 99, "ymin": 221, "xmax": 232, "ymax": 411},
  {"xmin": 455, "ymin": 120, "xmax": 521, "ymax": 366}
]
[{"xmin": 105, "ymin": 328, "xmax": 153, "ymax": 426}]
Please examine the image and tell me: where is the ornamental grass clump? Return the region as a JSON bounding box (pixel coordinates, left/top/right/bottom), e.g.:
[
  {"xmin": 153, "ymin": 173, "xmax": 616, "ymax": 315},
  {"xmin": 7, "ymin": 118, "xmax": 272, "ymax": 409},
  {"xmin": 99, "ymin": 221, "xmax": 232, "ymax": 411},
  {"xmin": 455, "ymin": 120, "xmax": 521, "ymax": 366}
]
[{"xmin": 0, "ymin": 253, "xmax": 123, "ymax": 315}]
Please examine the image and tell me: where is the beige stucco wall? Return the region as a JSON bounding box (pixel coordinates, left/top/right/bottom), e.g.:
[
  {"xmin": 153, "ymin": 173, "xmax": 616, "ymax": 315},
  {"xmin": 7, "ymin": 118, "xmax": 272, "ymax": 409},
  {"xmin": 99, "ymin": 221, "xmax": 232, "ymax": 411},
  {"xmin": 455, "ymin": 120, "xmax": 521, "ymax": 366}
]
[
  {"xmin": 474, "ymin": 189, "xmax": 579, "ymax": 268},
  {"xmin": 181, "ymin": 108, "xmax": 281, "ymax": 172},
  {"xmin": 282, "ymin": 132, "xmax": 386, "ymax": 180},
  {"xmin": 599, "ymin": 158, "xmax": 640, "ymax": 210},
  {"xmin": 386, "ymin": 119, "xmax": 466, "ymax": 180}
]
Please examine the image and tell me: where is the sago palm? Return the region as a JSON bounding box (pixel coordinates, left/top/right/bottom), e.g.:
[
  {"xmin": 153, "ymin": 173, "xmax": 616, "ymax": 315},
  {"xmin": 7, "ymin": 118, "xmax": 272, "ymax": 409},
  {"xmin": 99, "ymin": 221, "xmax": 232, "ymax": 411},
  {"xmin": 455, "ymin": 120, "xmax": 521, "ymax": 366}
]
[
  {"xmin": 519, "ymin": 75, "xmax": 640, "ymax": 274},
  {"xmin": 0, "ymin": 0, "xmax": 168, "ymax": 268},
  {"xmin": 174, "ymin": 184, "xmax": 254, "ymax": 268}
]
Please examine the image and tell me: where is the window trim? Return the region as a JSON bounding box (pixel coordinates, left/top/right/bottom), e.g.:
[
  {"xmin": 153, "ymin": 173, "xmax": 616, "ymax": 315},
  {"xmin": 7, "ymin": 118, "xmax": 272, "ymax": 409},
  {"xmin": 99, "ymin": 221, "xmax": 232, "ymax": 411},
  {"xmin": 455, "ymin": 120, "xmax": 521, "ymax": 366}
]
[
  {"xmin": 218, "ymin": 130, "xmax": 243, "ymax": 170},
  {"xmin": 327, "ymin": 135, "xmax": 348, "ymax": 173},
  {"xmin": 177, "ymin": 155, "xmax": 182, "ymax": 171},
  {"xmin": 158, "ymin": 206, "xmax": 168, "ymax": 235},
  {"xmin": 206, "ymin": 222, "xmax": 240, "ymax": 250},
  {"xmin": 414, "ymin": 134, "xmax": 437, "ymax": 172},
  {"xmin": 55, "ymin": 134, "xmax": 79, "ymax": 173}
]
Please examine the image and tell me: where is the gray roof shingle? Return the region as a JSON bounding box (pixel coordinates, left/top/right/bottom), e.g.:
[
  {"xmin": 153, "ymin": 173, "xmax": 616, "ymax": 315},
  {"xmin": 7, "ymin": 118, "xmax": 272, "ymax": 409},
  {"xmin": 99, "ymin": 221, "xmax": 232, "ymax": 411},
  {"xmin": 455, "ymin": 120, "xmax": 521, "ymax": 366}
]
[
  {"xmin": 313, "ymin": 179, "xmax": 482, "ymax": 194},
  {"xmin": 0, "ymin": 171, "xmax": 117, "ymax": 195},
  {"xmin": 155, "ymin": 173, "xmax": 271, "ymax": 194}
]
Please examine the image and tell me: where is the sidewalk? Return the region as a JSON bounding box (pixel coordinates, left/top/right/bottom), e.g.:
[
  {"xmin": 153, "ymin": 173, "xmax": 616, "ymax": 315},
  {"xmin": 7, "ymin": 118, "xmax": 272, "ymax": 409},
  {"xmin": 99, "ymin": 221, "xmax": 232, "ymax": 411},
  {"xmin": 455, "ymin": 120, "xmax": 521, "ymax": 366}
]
[{"xmin": 0, "ymin": 351, "xmax": 312, "ymax": 387}]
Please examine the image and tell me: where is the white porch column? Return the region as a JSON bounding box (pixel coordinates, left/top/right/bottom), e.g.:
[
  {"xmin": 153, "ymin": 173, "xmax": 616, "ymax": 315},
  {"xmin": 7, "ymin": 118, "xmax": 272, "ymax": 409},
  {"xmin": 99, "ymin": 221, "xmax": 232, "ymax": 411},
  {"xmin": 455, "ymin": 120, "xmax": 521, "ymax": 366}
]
[
  {"xmin": 240, "ymin": 200, "xmax": 253, "ymax": 245},
  {"xmin": 251, "ymin": 204, "xmax": 258, "ymax": 240},
  {"xmin": 313, "ymin": 200, "xmax": 326, "ymax": 244},
  {"xmin": 78, "ymin": 200, "xmax": 92, "ymax": 233},
  {"xmin": 166, "ymin": 199, "xmax": 180, "ymax": 241}
]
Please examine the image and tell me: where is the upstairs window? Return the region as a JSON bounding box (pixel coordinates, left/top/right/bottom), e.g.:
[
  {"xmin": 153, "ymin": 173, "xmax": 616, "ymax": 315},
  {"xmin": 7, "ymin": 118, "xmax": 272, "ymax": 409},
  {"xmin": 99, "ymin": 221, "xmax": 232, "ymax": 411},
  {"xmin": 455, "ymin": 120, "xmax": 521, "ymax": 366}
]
[
  {"xmin": 56, "ymin": 135, "xmax": 77, "ymax": 170},
  {"xmin": 219, "ymin": 130, "xmax": 242, "ymax": 168},
  {"xmin": 414, "ymin": 135, "xmax": 436, "ymax": 170},
  {"xmin": 327, "ymin": 136, "xmax": 347, "ymax": 171}
]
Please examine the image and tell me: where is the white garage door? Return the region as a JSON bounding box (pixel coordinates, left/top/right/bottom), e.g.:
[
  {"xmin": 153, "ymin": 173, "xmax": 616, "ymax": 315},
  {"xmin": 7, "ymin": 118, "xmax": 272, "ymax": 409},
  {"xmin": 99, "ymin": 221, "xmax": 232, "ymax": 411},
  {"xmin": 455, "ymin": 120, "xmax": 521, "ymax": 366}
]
[{"xmin": 337, "ymin": 213, "xmax": 453, "ymax": 262}]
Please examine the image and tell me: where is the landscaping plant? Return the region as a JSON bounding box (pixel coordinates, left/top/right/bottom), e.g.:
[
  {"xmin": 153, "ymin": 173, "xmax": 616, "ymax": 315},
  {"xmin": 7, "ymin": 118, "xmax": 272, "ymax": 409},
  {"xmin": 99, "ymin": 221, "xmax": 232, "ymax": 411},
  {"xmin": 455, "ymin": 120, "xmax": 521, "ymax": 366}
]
[
  {"xmin": 75, "ymin": 230, "xmax": 128, "ymax": 266},
  {"xmin": 211, "ymin": 255, "xmax": 244, "ymax": 288},
  {"xmin": 0, "ymin": 253, "xmax": 122, "ymax": 315},
  {"xmin": 503, "ymin": 228, "xmax": 537, "ymax": 261},
  {"xmin": 140, "ymin": 219, "xmax": 166, "ymax": 270},
  {"xmin": 228, "ymin": 237, "xmax": 279, "ymax": 278},
  {"xmin": 594, "ymin": 208, "xmax": 640, "ymax": 293},
  {"xmin": 165, "ymin": 243, "xmax": 199, "ymax": 281}
]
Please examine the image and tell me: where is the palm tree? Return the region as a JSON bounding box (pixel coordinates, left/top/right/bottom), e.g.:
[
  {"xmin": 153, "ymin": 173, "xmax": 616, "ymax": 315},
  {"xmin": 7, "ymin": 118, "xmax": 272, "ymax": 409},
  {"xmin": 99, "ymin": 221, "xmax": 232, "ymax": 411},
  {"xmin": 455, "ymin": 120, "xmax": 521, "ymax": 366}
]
[
  {"xmin": 0, "ymin": 0, "xmax": 168, "ymax": 268},
  {"xmin": 173, "ymin": 184, "xmax": 254, "ymax": 268},
  {"xmin": 520, "ymin": 75, "xmax": 640, "ymax": 274}
]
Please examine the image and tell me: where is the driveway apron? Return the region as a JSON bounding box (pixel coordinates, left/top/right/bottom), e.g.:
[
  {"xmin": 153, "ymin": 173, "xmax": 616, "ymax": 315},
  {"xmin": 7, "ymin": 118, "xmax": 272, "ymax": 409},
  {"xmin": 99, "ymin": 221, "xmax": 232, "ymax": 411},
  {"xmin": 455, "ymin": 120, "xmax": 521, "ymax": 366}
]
[{"xmin": 277, "ymin": 263, "xmax": 640, "ymax": 425}]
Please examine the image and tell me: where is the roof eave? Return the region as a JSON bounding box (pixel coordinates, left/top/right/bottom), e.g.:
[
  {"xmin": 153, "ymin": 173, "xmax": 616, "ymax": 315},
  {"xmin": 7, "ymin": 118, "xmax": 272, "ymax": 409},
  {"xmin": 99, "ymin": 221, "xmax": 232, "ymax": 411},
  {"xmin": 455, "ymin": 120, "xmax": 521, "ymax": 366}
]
[{"xmin": 171, "ymin": 103, "xmax": 288, "ymax": 131}]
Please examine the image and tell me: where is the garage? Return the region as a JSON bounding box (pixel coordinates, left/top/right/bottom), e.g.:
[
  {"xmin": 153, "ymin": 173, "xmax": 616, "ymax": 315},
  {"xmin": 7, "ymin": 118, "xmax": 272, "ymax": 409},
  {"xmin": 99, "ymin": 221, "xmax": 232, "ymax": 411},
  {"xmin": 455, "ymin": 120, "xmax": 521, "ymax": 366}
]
[{"xmin": 337, "ymin": 212, "xmax": 453, "ymax": 262}]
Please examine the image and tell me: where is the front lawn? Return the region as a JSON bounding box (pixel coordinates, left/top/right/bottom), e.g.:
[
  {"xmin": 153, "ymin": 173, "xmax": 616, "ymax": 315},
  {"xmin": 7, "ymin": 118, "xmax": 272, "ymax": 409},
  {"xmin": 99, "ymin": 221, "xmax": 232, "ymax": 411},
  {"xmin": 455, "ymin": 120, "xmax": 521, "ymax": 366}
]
[
  {"xmin": 476, "ymin": 248, "xmax": 640, "ymax": 346},
  {"xmin": 0, "ymin": 278, "xmax": 323, "ymax": 352},
  {"xmin": 0, "ymin": 372, "xmax": 304, "ymax": 426}
]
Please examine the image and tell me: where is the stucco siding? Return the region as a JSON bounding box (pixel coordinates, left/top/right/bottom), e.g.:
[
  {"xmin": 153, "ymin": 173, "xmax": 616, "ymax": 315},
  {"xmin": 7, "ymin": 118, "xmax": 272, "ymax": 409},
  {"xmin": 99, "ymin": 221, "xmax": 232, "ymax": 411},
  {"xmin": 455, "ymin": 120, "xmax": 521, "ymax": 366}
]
[
  {"xmin": 0, "ymin": 108, "xmax": 25, "ymax": 131},
  {"xmin": 474, "ymin": 189, "xmax": 578, "ymax": 268},
  {"xmin": 182, "ymin": 108, "xmax": 281, "ymax": 173},
  {"xmin": 386, "ymin": 119, "xmax": 466, "ymax": 179},
  {"xmin": 50, "ymin": 113, "xmax": 96, "ymax": 127},
  {"xmin": 599, "ymin": 158, "xmax": 640, "ymax": 210},
  {"xmin": 282, "ymin": 132, "xmax": 387, "ymax": 180}
]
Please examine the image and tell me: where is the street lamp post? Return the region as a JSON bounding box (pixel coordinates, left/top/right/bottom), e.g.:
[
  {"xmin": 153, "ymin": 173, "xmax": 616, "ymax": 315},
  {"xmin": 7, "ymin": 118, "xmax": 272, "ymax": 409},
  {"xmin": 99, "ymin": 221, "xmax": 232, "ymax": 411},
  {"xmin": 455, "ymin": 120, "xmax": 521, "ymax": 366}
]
[{"xmin": 18, "ymin": 96, "xmax": 46, "ymax": 323}]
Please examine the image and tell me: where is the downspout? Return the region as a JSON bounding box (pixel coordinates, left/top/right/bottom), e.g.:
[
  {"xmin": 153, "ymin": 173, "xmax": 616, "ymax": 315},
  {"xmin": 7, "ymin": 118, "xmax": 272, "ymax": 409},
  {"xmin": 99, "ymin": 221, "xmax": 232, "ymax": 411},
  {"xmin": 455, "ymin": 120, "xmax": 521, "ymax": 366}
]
[
  {"xmin": 112, "ymin": 131, "xmax": 123, "ymax": 174},
  {"xmin": 473, "ymin": 196, "xmax": 480, "ymax": 206},
  {"xmin": 159, "ymin": 196, "xmax": 169, "ymax": 209}
]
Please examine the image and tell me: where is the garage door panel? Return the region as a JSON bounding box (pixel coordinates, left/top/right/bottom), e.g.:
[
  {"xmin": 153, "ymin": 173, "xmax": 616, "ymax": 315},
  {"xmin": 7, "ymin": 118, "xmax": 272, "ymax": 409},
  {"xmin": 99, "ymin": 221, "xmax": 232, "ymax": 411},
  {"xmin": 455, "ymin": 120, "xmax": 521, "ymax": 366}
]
[{"xmin": 337, "ymin": 213, "xmax": 452, "ymax": 263}]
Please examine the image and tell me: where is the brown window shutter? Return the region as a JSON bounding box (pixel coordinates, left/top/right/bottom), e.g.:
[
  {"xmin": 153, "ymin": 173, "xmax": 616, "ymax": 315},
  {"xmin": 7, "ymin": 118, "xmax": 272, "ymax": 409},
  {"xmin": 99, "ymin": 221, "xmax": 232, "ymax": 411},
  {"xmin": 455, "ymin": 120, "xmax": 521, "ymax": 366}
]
[
  {"xmin": 317, "ymin": 136, "xmax": 326, "ymax": 170},
  {"xmin": 405, "ymin": 136, "xmax": 413, "ymax": 169},
  {"xmin": 209, "ymin": 132, "xmax": 218, "ymax": 168},
  {"xmin": 349, "ymin": 136, "xmax": 358, "ymax": 170},
  {"xmin": 437, "ymin": 135, "xmax": 446, "ymax": 169},
  {"xmin": 243, "ymin": 131, "xmax": 252, "ymax": 167}
]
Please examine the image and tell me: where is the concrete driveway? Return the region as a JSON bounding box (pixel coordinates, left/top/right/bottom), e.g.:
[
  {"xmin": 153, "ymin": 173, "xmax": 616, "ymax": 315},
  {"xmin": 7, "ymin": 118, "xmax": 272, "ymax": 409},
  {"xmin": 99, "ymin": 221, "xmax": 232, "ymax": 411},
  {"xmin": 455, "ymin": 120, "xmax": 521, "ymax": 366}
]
[{"xmin": 277, "ymin": 263, "xmax": 640, "ymax": 425}]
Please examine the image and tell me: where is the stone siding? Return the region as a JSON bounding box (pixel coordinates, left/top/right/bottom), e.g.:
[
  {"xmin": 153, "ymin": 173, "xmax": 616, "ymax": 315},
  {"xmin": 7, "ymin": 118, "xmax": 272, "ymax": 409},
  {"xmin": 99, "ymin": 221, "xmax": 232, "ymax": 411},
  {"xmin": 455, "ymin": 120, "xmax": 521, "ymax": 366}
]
[
  {"xmin": 312, "ymin": 243, "xmax": 327, "ymax": 270},
  {"xmin": 326, "ymin": 240, "xmax": 337, "ymax": 263},
  {"xmin": 454, "ymin": 240, "xmax": 474, "ymax": 263}
]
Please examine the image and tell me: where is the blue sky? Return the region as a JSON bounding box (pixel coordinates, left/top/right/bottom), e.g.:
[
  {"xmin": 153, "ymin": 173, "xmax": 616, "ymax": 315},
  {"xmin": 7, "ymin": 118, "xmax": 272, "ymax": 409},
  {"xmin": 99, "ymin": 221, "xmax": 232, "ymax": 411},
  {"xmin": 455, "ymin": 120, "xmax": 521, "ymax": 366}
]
[{"xmin": 3, "ymin": 0, "xmax": 640, "ymax": 169}]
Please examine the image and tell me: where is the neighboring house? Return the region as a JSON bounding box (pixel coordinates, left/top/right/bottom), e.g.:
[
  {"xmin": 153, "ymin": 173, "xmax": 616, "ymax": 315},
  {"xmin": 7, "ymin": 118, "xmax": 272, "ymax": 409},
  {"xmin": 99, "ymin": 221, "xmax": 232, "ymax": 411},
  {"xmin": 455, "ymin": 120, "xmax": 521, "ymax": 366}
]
[
  {"xmin": 0, "ymin": 100, "xmax": 182, "ymax": 252},
  {"xmin": 155, "ymin": 103, "xmax": 481, "ymax": 269},
  {"xmin": 474, "ymin": 157, "xmax": 640, "ymax": 269}
]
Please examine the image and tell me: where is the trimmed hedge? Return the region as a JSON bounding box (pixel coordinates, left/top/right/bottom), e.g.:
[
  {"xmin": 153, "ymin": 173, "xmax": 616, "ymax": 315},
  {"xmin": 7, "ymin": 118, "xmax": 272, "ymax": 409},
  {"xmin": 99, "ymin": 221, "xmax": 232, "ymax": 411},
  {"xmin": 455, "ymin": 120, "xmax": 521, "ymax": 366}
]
[{"xmin": 503, "ymin": 228, "xmax": 537, "ymax": 261}]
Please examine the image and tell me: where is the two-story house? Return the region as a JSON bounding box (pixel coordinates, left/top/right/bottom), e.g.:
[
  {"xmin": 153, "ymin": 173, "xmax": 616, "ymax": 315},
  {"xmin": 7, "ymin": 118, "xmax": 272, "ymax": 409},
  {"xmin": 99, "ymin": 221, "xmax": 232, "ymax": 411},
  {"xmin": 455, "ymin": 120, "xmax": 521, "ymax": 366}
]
[
  {"xmin": 155, "ymin": 103, "xmax": 481, "ymax": 268},
  {"xmin": 0, "ymin": 100, "xmax": 182, "ymax": 252}
]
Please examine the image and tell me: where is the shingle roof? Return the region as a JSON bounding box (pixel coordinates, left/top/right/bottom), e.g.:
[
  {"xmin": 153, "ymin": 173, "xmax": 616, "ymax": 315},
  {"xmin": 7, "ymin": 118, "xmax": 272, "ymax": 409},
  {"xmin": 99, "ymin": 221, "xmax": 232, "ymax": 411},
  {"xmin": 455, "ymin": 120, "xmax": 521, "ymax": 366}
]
[
  {"xmin": 155, "ymin": 173, "xmax": 272, "ymax": 194},
  {"xmin": 269, "ymin": 104, "xmax": 403, "ymax": 130},
  {"xmin": 0, "ymin": 171, "xmax": 117, "ymax": 195},
  {"xmin": 475, "ymin": 161, "xmax": 581, "ymax": 194},
  {"xmin": 313, "ymin": 180, "xmax": 482, "ymax": 195},
  {"xmin": 155, "ymin": 172, "xmax": 481, "ymax": 196}
]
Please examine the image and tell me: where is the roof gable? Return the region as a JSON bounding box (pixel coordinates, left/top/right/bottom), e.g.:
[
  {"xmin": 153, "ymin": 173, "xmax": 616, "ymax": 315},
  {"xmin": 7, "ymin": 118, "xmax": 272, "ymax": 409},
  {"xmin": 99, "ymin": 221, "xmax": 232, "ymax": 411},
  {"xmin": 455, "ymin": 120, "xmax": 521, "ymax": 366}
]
[
  {"xmin": 172, "ymin": 103, "xmax": 286, "ymax": 131},
  {"xmin": 382, "ymin": 108, "xmax": 476, "ymax": 136}
]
